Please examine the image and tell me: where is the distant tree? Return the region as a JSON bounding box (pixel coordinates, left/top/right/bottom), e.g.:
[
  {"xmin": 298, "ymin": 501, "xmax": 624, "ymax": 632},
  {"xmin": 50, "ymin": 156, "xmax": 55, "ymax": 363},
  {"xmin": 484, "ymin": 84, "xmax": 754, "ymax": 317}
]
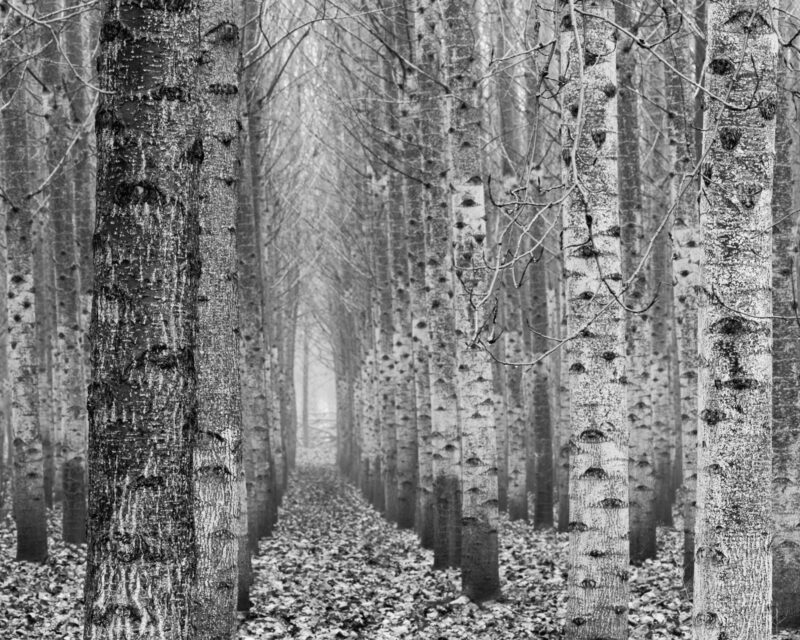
[
  {"xmin": 664, "ymin": 0, "xmax": 702, "ymax": 589},
  {"xmin": 616, "ymin": 0, "xmax": 655, "ymax": 564},
  {"xmin": 2, "ymin": 8, "xmax": 48, "ymax": 564}
]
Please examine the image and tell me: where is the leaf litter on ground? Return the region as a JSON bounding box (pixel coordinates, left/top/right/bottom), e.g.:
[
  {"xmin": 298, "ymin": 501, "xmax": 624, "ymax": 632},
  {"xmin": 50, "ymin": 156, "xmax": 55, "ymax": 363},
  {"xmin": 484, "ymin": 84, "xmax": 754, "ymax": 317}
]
[{"xmin": 1, "ymin": 446, "xmax": 799, "ymax": 639}]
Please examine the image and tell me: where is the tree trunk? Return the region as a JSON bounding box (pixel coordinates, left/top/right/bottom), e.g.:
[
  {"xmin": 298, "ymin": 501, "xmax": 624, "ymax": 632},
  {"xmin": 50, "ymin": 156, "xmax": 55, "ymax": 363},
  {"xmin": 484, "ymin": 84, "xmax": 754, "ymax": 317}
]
[
  {"xmin": 445, "ymin": 0, "xmax": 501, "ymax": 603},
  {"xmin": 389, "ymin": 168, "xmax": 417, "ymax": 530},
  {"xmin": 772, "ymin": 28, "xmax": 800, "ymax": 629},
  {"xmin": 85, "ymin": 2, "xmax": 201, "ymax": 635},
  {"xmin": 664, "ymin": 0, "xmax": 701, "ymax": 588},
  {"xmin": 242, "ymin": 0, "xmax": 276, "ymax": 542},
  {"xmin": 41, "ymin": 0, "xmax": 88, "ymax": 544},
  {"xmin": 301, "ymin": 325, "xmax": 310, "ymax": 448},
  {"xmin": 616, "ymin": 0, "xmax": 655, "ymax": 564},
  {"xmin": 2, "ymin": 20, "xmax": 48, "ymax": 562},
  {"xmin": 191, "ymin": 2, "xmax": 244, "ymax": 636},
  {"xmin": 415, "ymin": 0, "xmax": 461, "ymax": 570},
  {"xmin": 560, "ymin": 1, "xmax": 628, "ymax": 637},
  {"xmin": 238, "ymin": 129, "xmax": 274, "ymax": 544},
  {"xmin": 400, "ymin": 10, "xmax": 435, "ymax": 547},
  {"xmin": 694, "ymin": 2, "xmax": 777, "ymax": 638},
  {"xmin": 531, "ymin": 245, "xmax": 553, "ymax": 529}
]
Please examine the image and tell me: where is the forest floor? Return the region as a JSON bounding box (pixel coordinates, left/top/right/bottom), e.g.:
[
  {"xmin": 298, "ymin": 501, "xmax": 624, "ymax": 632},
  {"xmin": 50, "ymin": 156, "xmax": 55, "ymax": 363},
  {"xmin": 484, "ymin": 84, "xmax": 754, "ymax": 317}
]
[{"xmin": 1, "ymin": 449, "xmax": 799, "ymax": 639}]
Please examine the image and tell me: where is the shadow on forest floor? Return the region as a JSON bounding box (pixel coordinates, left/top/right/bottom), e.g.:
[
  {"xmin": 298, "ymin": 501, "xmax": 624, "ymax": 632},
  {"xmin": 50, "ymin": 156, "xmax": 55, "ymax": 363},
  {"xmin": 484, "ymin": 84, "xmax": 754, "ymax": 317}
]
[{"xmin": 1, "ymin": 449, "xmax": 799, "ymax": 639}]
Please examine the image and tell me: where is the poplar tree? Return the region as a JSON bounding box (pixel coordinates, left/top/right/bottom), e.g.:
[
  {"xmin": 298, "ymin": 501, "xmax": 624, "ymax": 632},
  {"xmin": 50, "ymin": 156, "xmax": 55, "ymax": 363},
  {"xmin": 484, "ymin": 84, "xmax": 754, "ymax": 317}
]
[
  {"xmin": 560, "ymin": 0, "xmax": 628, "ymax": 636},
  {"xmin": 85, "ymin": 2, "xmax": 201, "ymax": 635},
  {"xmin": 694, "ymin": 1, "xmax": 777, "ymax": 637}
]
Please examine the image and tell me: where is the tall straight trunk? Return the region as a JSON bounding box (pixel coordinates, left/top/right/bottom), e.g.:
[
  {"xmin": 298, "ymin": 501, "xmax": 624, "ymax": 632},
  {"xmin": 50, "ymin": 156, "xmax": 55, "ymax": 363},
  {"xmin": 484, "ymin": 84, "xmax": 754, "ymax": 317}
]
[
  {"xmin": 772, "ymin": 32, "xmax": 800, "ymax": 629},
  {"xmin": 3, "ymin": 28, "xmax": 47, "ymax": 562},
  {"xmin": 235, "ymin": 136, "xmax": 254, "ymax": 612},
  {"xmin": 242, "ymin": 0, "xmax": 276, "ymax": 541},
  {"xmin": 34, "ymin": 142, "xmax": 58, "ymax": 511},
  {"xmin": 262, "ymin": 252, "xmax": 283, "ymax": 499},
  {"xmin": 42, "ymin": 0, "xmax": 88, "ymax": 543},
  {"xmin": 401, "ymin": 12, "xmax": 435, "ymax": 546},
  {"xmin": 560, "ymin": 2, "xmax": 628, "ymax": 637},
  {"xmin": 0, "ymin": 90, "xmax": 6, "ymax": 514},
  {"xmin": 616, "ymin": 0, "xmax": 655, "ymax": 564},
  {"xmin": 445, "ymin": 0, "xmax": 501, "ymax": 603},
  {"xmin": 373, "ymin": 177, "xmax": 398, "ymax": 522},
  {"xmin": 664, "ymin": 0, "xmax": 701, "ymax": 588},
  {"xmin": 261, "ymin": 211, "xmax": 287, "ymax": 495},
  {"xmin": 494, "ymin": 0, "xmax": 525, "ymax": 523},
  {"xmin": 370, "ymin": 322, "xmax": 385, "ymax": 512},
  {"xmin": 644, "ymin": 55, "xmax": 674, "ymax": 528},
  {"xmin": 694, "ymin": 2, "xmax": 777, "ymax": 638},
  {"xmin": 268, "ymin": 342, "xmax": 287, "ymax": 498},
  {"xmin": 369, "ymin": 261, "xmax": 386, "ymax": 513},
  {"xmin": 0, "ymin": 164, "xmax": 6, "ymax": 515},
  {"xmin": 531, "ymin": 246, "xmax": 553, "ymax": 529},
  {"xmin": 505, "ymin": 328, "xmax": 527, "ymax": 521},
  {"xmin": 301, "ymin": 325, "xmax": 310, "ymax": 447},
  {"xmin": 364, "ymin": 340, "xmax": 381, "ymax": 507},
  {"xmin": 192, "ymin": 3, "xmax": 244, "ymax": 636},
  {"xmin": 416, "ymin": 0, "xmax": 461, "ymax": 570},
  {"xmin": 71, "ymin": 0, "xmax": 97, "ymax": 337},
  {"xmin": 556, "ymin": 271, "xmax": 570, "ymax": 533},
  {"xmin": 238, "ymin": 139, "xmax": 274, "ymax": 544},
  {"xmin": 85, "ymin": 2, "xmax": 201, "ymax": 635},
  {"xmin": 390, "ymin": 171, "xmax": 417, "ymax": 530},
  {"xmin": 280, "ymin": 288, "xmax": 299, "ymax": 473},
  {"xmin": 649, "ymin": 155, "xmax": 675, "ymax": 528}
]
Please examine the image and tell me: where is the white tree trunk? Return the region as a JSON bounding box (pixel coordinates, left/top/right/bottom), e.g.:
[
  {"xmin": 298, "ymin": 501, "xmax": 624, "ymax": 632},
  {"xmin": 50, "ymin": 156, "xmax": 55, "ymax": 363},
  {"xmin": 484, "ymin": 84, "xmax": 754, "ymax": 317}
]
[
  {"xmin": 560, "ymin": 2, "xmax": 628, "ymax": 637},
  {"xmin": 694, "ymin": 1, "xmax": 777, "ymax": 638}
]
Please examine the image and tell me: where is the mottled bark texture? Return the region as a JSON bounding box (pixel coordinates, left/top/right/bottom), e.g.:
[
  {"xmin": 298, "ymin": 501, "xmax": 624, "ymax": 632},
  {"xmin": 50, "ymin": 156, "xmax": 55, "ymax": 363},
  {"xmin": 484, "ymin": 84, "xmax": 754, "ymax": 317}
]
[
  {"xmin": 664, "ymin": 0, "xmax": 701, "ymax": 589},
  {"xmin": 560, "ymin": 1, "xmax": 628, "ymax": 637},
  {"xmin": 772, "ymin": 36, "xmax": 800, "ymax": 629},
  {"xmin": 694, "ymin": 2, "xmax": 777, "ymax": 638},
  {"xmin": 192, "ymin": 0, "xmax": 243, "ymax": 636},
  {"xmin": 445, "ymin": 0, "xmax": 501, "ymax": 603},
  {"xmin": 415, "ymin": 0, "xmax": 461, "ymax": 570},
  {"xmin": 0, "ymin": 110, "xmax": 7, "ymax": 521},
  {"xmin": 616, "ymin": 0, "xmax": 655, "ymax": 564},
  {"xmin": 2, "ymin": 13, "xmax": 48, "ymax": 562},
  {"xmin": 85, "ymin": 2, "xmax": 201, "ymax": 637},
  {"xmin": 382, "ymin": 8, "xmax": 419, "ymax": 530}
]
